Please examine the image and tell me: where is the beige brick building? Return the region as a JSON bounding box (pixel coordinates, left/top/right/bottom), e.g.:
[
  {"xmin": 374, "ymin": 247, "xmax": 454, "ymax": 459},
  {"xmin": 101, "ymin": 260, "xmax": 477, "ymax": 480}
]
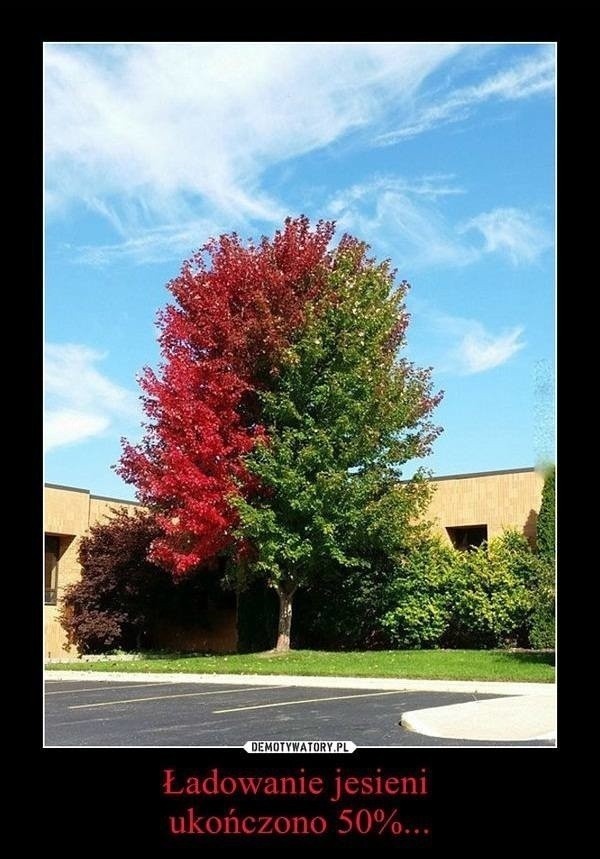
[
  {"xmin": 44, "ymin": 467, "xmax": 545, "ymax": 659},
  {"xmin": 427, "ymin": 467, "xmax": 544, "ymax": 550}
]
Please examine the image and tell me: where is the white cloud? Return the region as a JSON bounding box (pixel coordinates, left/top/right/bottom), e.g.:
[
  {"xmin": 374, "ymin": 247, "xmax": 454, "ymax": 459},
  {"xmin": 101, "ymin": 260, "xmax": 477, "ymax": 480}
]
[
  {"xmin": 45, "ymin": 343, "xmax": 138, "ymax": 451},
  {"xmin": 377, "ymin": 45, "xmax": 555, "ymax": 144},
  {"xmin": 327, "ymin": 175, "xmax": 477, "ymax": 270},
  {"xmin": 328, "ymin": 177, "xmax": 551, "ymax": 272},
  {"xmin": 436, "ymin": 316, "xmax": 525, "ymax": 374},
  {"xmin": 74, "ymin": 218, "xmax": 222, "ymax": 266},
  {"xmin": 44, "ymin": 42, "xmax": 460, "ymax": 251},
  {"xmin": 460, "ymin": 207, "xmax": 552, "ymax": 265},
  {"xmin": 45, "ymin": 44, "xmax": 555, "ymax": 269},
  {"xmin": 45, "ymin": 411, "xmax": 110, "ymax": 451},
  {"xmin": 458, "ymin": 324, "xmax": 525, "ymax": 374}
]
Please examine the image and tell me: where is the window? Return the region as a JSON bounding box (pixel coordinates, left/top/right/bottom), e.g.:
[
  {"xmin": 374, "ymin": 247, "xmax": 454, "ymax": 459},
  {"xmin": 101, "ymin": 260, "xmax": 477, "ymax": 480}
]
[
  {"xmin": 45, "ymin": 535, "xmax": 60, "ymax": 604},
  {"xmin": 446, "ymin": 525, "xmax": 487, "ymax": 551}
]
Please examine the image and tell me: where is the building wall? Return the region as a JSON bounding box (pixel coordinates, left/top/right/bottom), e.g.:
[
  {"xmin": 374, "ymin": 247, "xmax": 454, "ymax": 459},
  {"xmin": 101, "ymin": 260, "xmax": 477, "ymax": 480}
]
[
  {"xmin": 88, "ymin": 495, "xmax": 139, "ymax": 525},
  {"xmin": 45, "ymin": 487, "xmax": 89, "ymax": 660},
  {"xmin": 153, "ymin": 611, "xmax": 238, "ymax": 654},
  {"xmin": 426, "ymin": 468, "xmax": 544, "ymax": 547}
]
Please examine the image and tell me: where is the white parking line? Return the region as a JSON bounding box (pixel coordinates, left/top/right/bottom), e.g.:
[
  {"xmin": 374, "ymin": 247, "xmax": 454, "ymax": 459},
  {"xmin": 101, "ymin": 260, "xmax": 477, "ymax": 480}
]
[
  {"xmin": 68, "ymin": 685, "xmax": 280, "ymax": 710},
  {"xmin": 47, "ymin": 683, "xmax": 169, "ymax": 696},
  {"xmin": 50, "ymin": 717, "xmax": 117, "ymax": 726},
  {"xmin": 214, "ymin": 689, "xmax": 404, "ymax": 714}
]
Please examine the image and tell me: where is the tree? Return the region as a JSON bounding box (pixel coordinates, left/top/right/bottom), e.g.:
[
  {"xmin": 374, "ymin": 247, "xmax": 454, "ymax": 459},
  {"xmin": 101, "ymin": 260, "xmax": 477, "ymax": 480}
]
[
  {"xmin": 530, "ymin": 465, "xmax": 556, "ymax": 648},
  {"xmin": 536, "ymin": 465, "xmax": 555, "ymax": 561},
  {"xmin": 117, "ymin": 218, "xmax": 334, "ymax": 575},
  {"xmin": 232, "ymin": 237, "xmax": 442, "ymax": 650},
  {"xmin": 61, "ymin": 510, "xmax": 171, "ymax": 653},
  {"xmin": 118, "ymin": 219, "xmax": 441, "ymax": 652}
]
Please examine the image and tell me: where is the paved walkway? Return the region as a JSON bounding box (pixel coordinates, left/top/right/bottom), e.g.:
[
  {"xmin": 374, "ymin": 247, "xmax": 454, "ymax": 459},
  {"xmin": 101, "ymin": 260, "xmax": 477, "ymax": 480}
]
[
  {"xmin": 401, "ymin": 694, "xmax": 555, "ymax": 742},
  {"xmin": 45, "ymin": 671, "xmax": 556, "ymax": 743}
]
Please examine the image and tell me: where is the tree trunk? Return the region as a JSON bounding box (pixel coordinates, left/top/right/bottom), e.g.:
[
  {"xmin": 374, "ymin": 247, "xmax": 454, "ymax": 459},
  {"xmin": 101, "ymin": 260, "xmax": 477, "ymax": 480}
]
[{"xmin": 275, "ymin": 586, "xmax": 296, "ymax": 652}]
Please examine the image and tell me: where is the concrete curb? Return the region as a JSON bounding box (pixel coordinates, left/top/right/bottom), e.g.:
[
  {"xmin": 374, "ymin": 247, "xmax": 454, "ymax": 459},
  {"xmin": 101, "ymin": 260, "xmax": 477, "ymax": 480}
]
[
  {"xmin": 45, "ymin": 670, "xmax": 554, "ymax": 697},
  {"xmin": 401, "ymin": 694, "xmax": 557, "ymax": 742}
]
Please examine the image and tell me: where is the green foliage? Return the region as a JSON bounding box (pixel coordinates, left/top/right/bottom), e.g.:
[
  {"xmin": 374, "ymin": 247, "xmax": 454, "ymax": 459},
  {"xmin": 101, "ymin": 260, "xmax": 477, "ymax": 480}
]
[
  {"xmin": 530, "ymin": 466, "xmax": 555, "ymax": 647},
  {"xmin": 292, "ymin": 530, "xmax": 545, "ymax": 652},
  {"xmin": 293, "ymin": 563, "xmax": 398, "ymax": 650},
  {"xmin": 536, "ymin": 465, "xmax": 555, "ymax": 561},
  {"xmin": 381, "ymin": 531, "xmax": 538, "ymax": 650},
  {"xmin": 232, "ymin": 241, "xmax": 440, "ymax": 632},
  {"xmin": 529, "ymin": 557, "xmax": 555, "ymax": 648},
  {"xmin": 445, "ymin": 532, "xmax": 536, "ymax": 648},
  {"xmin": 381, "ymin": 539, "xmax": 455, "ymax": 648}
]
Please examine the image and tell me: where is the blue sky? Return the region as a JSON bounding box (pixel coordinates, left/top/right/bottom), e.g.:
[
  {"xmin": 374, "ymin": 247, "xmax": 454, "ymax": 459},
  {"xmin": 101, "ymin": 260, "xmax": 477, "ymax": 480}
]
[{"xmin": 44, "ymin": 42, "xmax": 555, "ymax": 500}]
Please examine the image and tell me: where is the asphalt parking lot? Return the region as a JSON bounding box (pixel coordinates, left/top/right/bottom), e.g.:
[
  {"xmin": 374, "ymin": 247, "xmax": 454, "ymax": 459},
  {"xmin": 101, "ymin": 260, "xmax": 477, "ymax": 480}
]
[{"xmin": 45, "ymin": 680, "xmax": 551, "ymax": 747}]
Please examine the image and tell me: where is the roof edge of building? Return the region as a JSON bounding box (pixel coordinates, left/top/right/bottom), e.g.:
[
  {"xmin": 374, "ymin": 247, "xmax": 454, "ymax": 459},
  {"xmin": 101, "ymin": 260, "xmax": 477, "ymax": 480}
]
[
  {"xmin": 89, "ymin": 493, "xmax": 140, "ymax": 506},
  {"xmin": 47, "ymin": 466, "xmax": 538, "ymax": 503},
  {"xmin": 428, "ymin": 466, "xmax": 536, "ymax": 482},
  {"xmin": 45, "ymin": 483, "xmax": 139, "ymax": 506},
  {"xmin": 44, "ymin": 482, "xmax": 90, "ymax": 495}
]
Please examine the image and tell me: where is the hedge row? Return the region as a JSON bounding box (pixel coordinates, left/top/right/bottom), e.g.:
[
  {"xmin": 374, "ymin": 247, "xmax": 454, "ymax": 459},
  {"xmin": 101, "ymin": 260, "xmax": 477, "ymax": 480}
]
[{"xmin": 256, "ymin": 531, "xmax": 554, "ymax": 652}]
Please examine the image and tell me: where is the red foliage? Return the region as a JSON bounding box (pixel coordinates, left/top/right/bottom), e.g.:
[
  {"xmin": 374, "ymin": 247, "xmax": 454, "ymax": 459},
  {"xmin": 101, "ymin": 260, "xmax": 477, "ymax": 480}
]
[{"xmin": 117, "ymin": 217, "xmax": 334, "ymax": 575}]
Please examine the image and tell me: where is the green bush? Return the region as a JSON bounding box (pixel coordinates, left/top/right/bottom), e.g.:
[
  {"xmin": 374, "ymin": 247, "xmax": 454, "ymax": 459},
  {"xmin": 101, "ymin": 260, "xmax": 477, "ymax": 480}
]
[
  {"xmin": 381, "ymin": 539, "xmax": 455, "ymax": 648},
  {"xmin": 292, "ymin": 561, "xmax": 398, "ymax": 650},
  {"xmin": 240, "ymin": 527, "xmax": 553, "ymax": 652},
  {"xmin": 444, "ymin": 531, "xmax": 536, "ymax": 648},
  {"xmin": 381, "ymin": 531, "xmax": 537, "ymax": 650}
]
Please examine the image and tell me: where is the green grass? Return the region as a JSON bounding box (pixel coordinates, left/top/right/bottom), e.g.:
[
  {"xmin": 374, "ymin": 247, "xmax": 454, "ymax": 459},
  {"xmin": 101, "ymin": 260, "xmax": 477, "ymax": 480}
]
[{"xmin": 46, "ymin": 649, "xmax": 554, "ymax": 683}]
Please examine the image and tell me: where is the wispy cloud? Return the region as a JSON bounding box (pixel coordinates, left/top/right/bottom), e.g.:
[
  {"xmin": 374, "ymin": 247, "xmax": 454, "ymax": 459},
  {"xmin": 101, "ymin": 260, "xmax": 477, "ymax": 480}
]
[
  {"xmin": 460, "ymin": 207, "xmax": 552, "ymax": 265},
  {"xmin": 328, "ymin": 176, "xmax": 551, "ymax": 272},
  {"xmin": 73, "ymin": 219, "xmax": 222, "ymax": 266},
  {"xmin": 44, "ymin": 42, "xmax": 460, "ymax": 253},
  {"xmin": 457, "ymin": 323, "xmax": 525, "ymax": 374},
  {"xmin": 45, "ymin": 343, "xmax": 138, "ymax": 451},
  {"xmin": 377, "ymin": 45, "xmax": 555, "ymax": 145},
  {"xmin": 434, "ymin": 315, "xmax": 525, "ymax": 374},
  {"xmin": 45, "ymin": 44, "xmax": 554, "ymax": 269},
  {"xmin": 327, "ymin": 175, "xmax": 478, "ymax": 270}
]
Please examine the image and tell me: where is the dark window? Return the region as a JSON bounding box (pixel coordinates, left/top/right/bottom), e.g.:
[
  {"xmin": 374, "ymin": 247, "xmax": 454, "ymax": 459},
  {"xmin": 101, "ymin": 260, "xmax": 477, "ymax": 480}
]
[
  {"xmin": 446, "ymin": 525, "xmax": 488, "ymax": 551},
  {"xmin": 45, "ymin": 535, "xmax": 60, "ymax": 604}
]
